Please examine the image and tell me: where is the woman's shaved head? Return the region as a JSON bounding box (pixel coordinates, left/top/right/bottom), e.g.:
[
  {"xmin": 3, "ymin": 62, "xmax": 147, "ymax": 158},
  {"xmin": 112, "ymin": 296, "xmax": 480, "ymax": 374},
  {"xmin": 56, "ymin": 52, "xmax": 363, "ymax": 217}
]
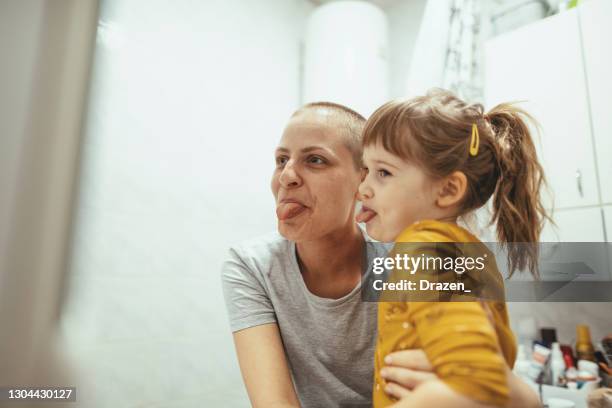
[{"xmin": 291, "ymin": 102, "xmax": 366, "ymax": 169}]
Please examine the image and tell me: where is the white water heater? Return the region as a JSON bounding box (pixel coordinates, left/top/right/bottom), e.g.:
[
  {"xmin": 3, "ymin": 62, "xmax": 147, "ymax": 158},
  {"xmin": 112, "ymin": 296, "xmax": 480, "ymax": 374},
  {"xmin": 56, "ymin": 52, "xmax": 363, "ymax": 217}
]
[{"xmin": 303, "ymin": 1, "xmax": 389, "ymax": 117}]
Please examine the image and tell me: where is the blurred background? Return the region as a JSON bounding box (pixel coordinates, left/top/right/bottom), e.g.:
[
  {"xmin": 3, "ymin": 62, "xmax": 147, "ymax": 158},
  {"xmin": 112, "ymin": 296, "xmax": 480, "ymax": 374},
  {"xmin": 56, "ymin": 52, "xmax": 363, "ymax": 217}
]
[{"xmin": 1, "ymin": 0, "xmax": 610, "ymax": 406}]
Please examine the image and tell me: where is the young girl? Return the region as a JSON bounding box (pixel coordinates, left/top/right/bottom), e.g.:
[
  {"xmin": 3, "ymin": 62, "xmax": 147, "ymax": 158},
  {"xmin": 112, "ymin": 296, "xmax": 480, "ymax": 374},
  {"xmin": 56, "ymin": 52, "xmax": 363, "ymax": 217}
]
[{"xmin": 356, "ymin": 89, "xmax": 549, "ymax": 407}]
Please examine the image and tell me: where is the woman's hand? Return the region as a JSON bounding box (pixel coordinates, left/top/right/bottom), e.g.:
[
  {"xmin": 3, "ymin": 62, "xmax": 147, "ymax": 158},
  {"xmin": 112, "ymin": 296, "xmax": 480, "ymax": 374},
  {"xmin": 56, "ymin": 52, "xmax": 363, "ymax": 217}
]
[
  {"xmin": 381, "ymin": 349, "xmax": 541, "ymax": 408},
  {"xmin": 380, "ymin": 350, "xmax": 436, "ymax": 399}
]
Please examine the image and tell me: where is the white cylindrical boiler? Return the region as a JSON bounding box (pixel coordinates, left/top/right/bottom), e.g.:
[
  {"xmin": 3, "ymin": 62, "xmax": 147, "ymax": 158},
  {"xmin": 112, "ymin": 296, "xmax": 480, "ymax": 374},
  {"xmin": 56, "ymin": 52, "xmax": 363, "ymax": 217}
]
[{"xmin": 303, "ymin": 1, "xmax": 389, "ymax": 117}]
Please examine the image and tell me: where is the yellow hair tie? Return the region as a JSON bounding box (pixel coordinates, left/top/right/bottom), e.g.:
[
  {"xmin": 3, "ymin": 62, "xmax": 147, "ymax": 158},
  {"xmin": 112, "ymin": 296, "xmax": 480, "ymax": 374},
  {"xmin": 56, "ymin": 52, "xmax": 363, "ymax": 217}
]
[{"xmin": 469, "ymin": 123, "xmax": 479, "ymax": 156}]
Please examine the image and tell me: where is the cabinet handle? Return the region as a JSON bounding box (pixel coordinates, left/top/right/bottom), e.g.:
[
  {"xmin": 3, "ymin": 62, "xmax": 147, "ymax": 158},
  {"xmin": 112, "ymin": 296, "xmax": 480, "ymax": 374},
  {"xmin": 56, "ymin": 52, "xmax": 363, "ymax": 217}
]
[{"xmin": 576, "ymin": 169, "xmax": 583, "ymax": 198}]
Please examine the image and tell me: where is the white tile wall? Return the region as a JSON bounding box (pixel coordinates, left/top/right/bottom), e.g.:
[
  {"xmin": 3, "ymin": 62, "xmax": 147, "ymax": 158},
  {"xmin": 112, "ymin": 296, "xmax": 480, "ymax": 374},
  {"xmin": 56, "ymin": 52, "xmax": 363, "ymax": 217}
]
[{"xmin": 62, "ymin": 0, "xmax": 312, "ymax": 406}]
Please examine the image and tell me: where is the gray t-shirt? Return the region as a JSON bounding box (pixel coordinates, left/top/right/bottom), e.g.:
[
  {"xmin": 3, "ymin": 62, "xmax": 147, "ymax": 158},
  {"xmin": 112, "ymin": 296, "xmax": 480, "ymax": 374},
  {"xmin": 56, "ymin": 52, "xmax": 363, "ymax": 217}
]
[{"xmin": 221, "ymin": 230, "xmax": 389, "ymax": 408}]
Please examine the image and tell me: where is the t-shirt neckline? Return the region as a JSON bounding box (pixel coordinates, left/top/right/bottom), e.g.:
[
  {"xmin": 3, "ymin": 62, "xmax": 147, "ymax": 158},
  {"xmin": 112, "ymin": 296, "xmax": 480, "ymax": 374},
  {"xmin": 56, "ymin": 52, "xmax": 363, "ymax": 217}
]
[{"xmin": 287, "ymin": 228, "xmax": 372, "ymax": 308}]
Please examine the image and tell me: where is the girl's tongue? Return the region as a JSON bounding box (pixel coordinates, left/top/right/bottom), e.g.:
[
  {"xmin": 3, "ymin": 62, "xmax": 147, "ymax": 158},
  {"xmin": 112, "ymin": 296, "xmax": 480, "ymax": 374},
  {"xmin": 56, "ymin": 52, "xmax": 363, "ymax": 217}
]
[
  {"xmin": 355, "ymin": 207, "xmax": 377, "ymax": 223},
  {"xmin": 276, "ymin": 202, "xmax": 307, "ymax": 220}
]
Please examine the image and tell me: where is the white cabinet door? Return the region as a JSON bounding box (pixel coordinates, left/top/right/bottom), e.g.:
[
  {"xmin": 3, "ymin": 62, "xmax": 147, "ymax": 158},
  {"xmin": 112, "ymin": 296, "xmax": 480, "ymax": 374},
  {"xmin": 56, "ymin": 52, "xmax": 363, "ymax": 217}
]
[
  {"xmin": 579, "ymin": 0, "xmax": 612, "ymax": 205},
  {"xmin": 485, "ymin": 10, "xmax": 599, "ymax": 209},
  {"xmin": 541, "ymin": 208, "xmax": 609, "ymax": 281},
  {"xmin": 541, "ymin": 207, "xmax": 605, "ymax": 242},
  {"xmin": 601, "ymin": 206, "xmax": 612, "ymax": 280},
  {"xmin": 605, "ymin": 206, "xmax": 612, "ymax": 243}
]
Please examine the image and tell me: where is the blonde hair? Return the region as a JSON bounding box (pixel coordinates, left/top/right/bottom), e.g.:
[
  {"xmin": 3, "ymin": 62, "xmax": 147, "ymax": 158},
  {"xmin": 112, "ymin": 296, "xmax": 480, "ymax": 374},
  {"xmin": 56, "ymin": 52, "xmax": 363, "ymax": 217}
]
[
  {"xmin": 363, "ymin": 89, "xmax": 550, "ymax": 277},
  {"xmin": 293, "ymin": 102, "xmax": 366, "ymax": 169}
]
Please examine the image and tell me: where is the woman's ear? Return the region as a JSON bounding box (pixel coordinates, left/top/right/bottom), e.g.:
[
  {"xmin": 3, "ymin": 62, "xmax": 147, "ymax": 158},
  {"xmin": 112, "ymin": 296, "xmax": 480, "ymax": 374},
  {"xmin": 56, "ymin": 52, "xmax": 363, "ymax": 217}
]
[{"xmin": 436, "ymin": 171, "xmax": 468, "ymax": 208}]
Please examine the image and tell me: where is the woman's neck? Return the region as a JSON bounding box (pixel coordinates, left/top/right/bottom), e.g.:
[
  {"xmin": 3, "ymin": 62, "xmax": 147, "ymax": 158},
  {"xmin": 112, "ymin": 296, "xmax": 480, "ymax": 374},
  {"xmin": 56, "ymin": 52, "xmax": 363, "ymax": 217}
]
[{"xmin": 295, "ymin": 222, "xmax": 365, "ymax": 298}]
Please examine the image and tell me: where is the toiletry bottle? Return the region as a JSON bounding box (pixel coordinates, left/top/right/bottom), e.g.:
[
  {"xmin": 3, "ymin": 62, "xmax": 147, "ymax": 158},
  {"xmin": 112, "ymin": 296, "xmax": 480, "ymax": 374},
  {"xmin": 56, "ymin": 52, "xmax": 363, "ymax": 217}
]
[
  {"xmin": 576, "ymin": 324, "xmax": 596, "ymax": 361},
  {"xmin": 561, "ymin": 344, "xmax": 575, "ymax": 368},
  {"xmin": 551, "ymin": 342, "xmax": 566, "ymax": 386},
  {"xmin": 528, "ymin": 343, "xmax": 551, "ymax": 382}
]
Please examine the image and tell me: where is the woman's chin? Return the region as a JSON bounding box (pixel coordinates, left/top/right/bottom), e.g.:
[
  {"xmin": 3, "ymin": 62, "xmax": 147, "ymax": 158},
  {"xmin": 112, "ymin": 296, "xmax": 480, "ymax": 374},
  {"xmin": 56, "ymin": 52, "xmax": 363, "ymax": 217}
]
[{"xmin": 277, "ymin": 221, "xmax": 311, "ymax": 242}]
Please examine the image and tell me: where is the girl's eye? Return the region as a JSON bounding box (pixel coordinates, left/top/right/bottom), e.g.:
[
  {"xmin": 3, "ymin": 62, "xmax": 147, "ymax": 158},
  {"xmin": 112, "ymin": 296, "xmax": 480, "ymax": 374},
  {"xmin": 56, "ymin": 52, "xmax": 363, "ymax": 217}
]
[
  {"xmin": 362, "ymin": 167, "xmax": 369, "ymax": 175},
  {"xmin": 378, "ymin": 169, "xmax": 391, "ymax": 178},
  {"xmin": 307, "ymin": 155, "xmax": 326, "ymax": 165}
]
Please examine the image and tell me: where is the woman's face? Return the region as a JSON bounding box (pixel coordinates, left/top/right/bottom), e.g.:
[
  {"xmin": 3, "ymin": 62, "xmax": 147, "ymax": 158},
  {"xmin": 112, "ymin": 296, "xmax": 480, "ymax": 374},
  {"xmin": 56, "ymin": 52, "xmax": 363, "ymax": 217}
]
[{"xmin": 271, "ymin": 111, "xmax": 361, "ymax": 242}]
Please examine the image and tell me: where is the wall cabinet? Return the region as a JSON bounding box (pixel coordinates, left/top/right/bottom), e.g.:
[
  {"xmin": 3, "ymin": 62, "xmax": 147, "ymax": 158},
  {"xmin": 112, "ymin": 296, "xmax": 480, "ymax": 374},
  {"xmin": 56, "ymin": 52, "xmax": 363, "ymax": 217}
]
[
  {"xmin": 485, "ymin": 9, "xmax": 599, "ymax": 210},
  {"xmin": 605, "ymin": 207, "xmax": 612, "ymax": 278},
  {"xmin": 486, "ymin": 1, "xmax": 611, "ymax": 354},
  {"xmin": 579, "ymin": 0, "xmax": 612, "ymax": 205},
  {"xmin": 485, "ymin": 0, "xmax": 611, "ymax": 249},
  {"xmin": 605, "ymin": 206, "xmax": 612, "ymax": 243},
  {"xmin": 541, "ymin": 207, "xmax": 605, "ymax": 242}
]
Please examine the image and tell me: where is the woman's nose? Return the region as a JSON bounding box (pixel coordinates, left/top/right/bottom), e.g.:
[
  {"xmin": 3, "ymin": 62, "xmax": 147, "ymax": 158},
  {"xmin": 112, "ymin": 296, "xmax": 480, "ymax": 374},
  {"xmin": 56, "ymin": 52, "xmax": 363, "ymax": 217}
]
[{"xmin": 278, "ymin": 161, "xmax": 302, "ymax": 188}]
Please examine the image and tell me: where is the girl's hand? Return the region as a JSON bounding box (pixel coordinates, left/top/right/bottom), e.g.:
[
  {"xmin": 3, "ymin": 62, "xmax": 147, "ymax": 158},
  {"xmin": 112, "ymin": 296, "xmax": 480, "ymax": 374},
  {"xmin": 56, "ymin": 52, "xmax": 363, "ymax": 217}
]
[{"xmin": 380, "ymin": 349, "xmax": 436, "ymax": 399}]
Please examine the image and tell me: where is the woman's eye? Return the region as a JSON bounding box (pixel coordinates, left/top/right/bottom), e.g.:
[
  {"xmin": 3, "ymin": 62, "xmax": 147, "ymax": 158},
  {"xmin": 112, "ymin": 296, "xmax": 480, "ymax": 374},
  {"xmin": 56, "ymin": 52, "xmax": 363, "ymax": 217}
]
[
  {"xmin": 276, "ymin": 156, "xmax": 288, "ymax": 167},
  {"xmin": 362, "ymin": 167, "xmax": 369, "ymax": 174},
  {"xmin": 307, "ymin": 155, "xmax": 326, "ymax": 165},
  {"xmin": 378, "ymin": 169, "xmax": 391, "ymax": 178}
]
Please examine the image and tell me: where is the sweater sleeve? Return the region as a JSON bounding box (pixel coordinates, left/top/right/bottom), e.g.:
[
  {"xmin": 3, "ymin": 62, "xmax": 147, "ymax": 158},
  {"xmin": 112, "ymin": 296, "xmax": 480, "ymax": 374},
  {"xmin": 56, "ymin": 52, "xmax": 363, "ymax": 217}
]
[{"xmin": 408, "ymin": 301, "xmax": 510, "ymax": 406}]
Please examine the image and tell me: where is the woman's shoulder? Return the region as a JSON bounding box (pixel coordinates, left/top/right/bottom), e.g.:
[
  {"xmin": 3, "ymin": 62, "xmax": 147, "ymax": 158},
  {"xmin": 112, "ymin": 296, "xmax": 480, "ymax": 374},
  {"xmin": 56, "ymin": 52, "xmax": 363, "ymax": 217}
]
[
  {"xmin": 221, "ymin": 232, "xmax": 296, "ymax": 293},
  {"xmin": 230, "ymin": 230, "xmax": 287, "ymax": 250},
  {"xmin": 227, "ymin": 231, "xmax": 292, "ymax": 265}
]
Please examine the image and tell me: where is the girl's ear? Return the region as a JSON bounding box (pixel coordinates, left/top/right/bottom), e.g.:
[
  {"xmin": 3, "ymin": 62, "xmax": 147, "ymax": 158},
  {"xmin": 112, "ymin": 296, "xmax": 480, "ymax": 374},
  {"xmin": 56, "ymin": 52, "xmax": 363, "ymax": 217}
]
[{"xmin": 436, "ymin": 171, "xmax": 468, "ymax": 208}]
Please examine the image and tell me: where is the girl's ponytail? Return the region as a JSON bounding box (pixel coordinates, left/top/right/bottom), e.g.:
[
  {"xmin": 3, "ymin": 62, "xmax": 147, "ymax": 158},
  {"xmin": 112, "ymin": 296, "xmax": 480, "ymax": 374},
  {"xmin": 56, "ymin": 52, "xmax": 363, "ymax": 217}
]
[{"xmin": 487, "ymin": 103, "xmax": 550, "ymax": 278}]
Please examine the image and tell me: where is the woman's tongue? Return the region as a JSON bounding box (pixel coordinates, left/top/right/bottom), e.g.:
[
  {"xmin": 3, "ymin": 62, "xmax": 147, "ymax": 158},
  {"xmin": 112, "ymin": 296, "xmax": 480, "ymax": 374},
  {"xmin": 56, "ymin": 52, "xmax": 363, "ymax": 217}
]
[
  {"xmin": 355, "ymin": 207, "xmax": 377, "ymax": 223},
  {"xmin": 276, "ymin": 202, "xmax": 307, "ymax": 220}
]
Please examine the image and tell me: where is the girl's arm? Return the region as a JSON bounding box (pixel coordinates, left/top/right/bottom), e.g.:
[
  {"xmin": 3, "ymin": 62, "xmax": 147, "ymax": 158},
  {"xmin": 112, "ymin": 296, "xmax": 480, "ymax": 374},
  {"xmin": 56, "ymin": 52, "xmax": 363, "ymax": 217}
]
[
  {"xmin": 406, "ymin": 301, "xmax": 511, "ymax": 407},
  {"xmin": 390, "ymin": 379, "xmax": 499, "ymax": 408},
  {"xmin": 381, "ymin": 350, "xmax": 541, "ymax": 408}
]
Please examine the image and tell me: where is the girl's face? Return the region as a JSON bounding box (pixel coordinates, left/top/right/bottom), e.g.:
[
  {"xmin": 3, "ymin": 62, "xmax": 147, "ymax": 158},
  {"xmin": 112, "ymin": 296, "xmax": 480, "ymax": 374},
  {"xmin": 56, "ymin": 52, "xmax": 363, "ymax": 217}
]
[{"xmin": 357, "ymin": 142, "xmax": 440, "ymax": 242}]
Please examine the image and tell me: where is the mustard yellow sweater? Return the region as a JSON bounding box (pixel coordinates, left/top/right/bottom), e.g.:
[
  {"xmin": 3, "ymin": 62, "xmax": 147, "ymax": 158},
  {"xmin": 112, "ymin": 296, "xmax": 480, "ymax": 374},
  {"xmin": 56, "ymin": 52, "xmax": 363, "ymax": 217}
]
[{"xmin": 373, "ymin": 220, "xmax": 516, "ymax": 407}]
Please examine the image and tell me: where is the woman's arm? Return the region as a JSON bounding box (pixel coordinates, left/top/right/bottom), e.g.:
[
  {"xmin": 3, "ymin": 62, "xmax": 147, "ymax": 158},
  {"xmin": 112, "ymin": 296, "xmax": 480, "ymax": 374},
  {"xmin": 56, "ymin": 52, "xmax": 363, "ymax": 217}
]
[
  {"xmin": 390, "ymin": 375, "xmax": 540, "ymax": 408},
  {"xmin": 222, "ymin": 248, "xmax": 298, "ymax": 406},
  {"xmin": 505, "ymin": 369, "xmax": 542, "ymax": 408},
  {"xmin": 390, "ymin": 379, "xmax": 502, "ymax": 408},
  {"xmin": 233, "ymin": 323, "xmax": 301, "ymax": 408},
  {"xmin": 381, "ymin": 350, "xmax": 541, "ymax": 408}
]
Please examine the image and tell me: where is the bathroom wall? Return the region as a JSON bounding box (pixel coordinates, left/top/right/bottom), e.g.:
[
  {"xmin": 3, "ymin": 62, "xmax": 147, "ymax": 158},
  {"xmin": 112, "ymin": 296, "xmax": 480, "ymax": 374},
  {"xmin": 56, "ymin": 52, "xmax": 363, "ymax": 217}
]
[
  {"xmin": 508, "ymin": 303, "xmax": 611, "ymax": 347},
  {"xmin": 60, "ymin": 0, "xmax": 312, "ymax": 406}
]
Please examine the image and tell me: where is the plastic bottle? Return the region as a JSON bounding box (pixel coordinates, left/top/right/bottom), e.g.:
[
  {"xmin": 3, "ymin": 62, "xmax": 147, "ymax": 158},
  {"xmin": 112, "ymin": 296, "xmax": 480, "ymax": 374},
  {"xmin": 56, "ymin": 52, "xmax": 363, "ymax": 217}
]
[
  {"xmin": 527, "ymin": 343, "xmax": 552, "ymax": 382},
  {"xmin": 550, "ymin": 342, "xmax": 566, "ymax": 386},
  {"xmin": 575, "ymin": 324, "xmax": 596, "ymax": 361}
]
